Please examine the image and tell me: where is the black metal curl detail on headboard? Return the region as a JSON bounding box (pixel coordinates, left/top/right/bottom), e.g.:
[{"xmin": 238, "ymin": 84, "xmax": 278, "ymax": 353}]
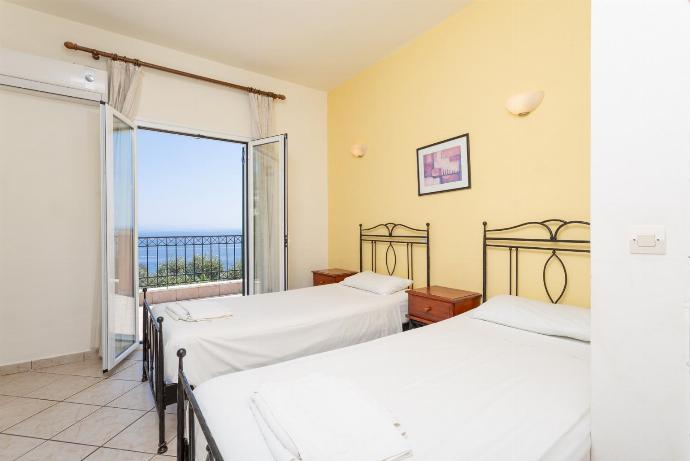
[
  {"xmin": 360, "ymin": 223, "xmax": 430, "ymax": 288},
  {"xmin": 482, "ymin": 219, "xmax": 590, "ymax": 303}
]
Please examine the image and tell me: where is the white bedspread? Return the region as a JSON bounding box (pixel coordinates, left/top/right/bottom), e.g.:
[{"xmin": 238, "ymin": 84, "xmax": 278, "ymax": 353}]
[
  {"xmin": 151, "ymin": 284, "xmax": 406, "ymax": 384},
  {"xmin": 194, "ymin": 313, "xmax": 590, "ymax": 461},
  {"xmin": 251, "ymin": 373, "xmax": 411, "ymax": 461}
]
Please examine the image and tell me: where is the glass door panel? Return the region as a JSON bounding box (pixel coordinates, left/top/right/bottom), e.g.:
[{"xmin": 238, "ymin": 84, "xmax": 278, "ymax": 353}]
[
  {"xmin": 247, "ymin": 134, "xmax": 287, "ymax": 294},
  {"xmin": 102, "ymin": 105, "xmax": 138, "ymax": 371}
]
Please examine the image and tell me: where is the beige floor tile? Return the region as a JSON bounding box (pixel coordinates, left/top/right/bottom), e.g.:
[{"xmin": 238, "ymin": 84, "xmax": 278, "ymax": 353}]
[
  {"xmin": 128, "ymin": 353, "xmax": 143, "ymax": 361},
  {"xmin": 53, "ymin": 407, "xmax": 145, "ymax": 446},
  {"xmin": 5, "ymin": 402, "xmax": 100, "ymax": 439},
  {"xmin": 83, "ymin": 448, "xmax": 152, "ymax": 461},
  {"xmin": 66, "ymin": 380, "xmax": 138, "ymax": 406},
  {"xmin": 121, "ymin": 355, "xmax": 143, "ymax": 367},
  {"xmin": 163, "ymin": 403, "xmax": 176, "ymax": 415},
  {"xmin": 0, "ymin": 372, "xmax": 61, "ymax": 397},
  {"xmin": 37, "ymin": 360, "xmax": 105, "ymax": 378},
  {"xmin": 104, "ymin": 361, "xmax": 138, "ymax": 380},
  {"xmin": 104, "ymin": 412, "xmax": 176, "ymax": 454},
  {"xmin": 26, "ymin": 375, "xmax": 102, "ymax": 401},
  {"xmin": 109, "ymin": 365, "xmax": 142, "ymax": 382},
  {"xmin": 0, "ymin": 396, "xmax": 55, "ymax": 432},
  {"xmin": 0, "ymin": 434, "xmax": 43, "ymax": 461},
  {"xmin": 16, "ymin": 440, "xmax": 97, "ymax": 461},
  {"xmin": 106, "ymin": 384, "xmax": 154, "ymax": 411}
]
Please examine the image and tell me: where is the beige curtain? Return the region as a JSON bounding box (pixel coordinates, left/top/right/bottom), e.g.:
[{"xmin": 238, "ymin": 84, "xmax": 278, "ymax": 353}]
[
  {"xmin": 107, "ymin": 60, "xmax": 142, "ymax": 119},
  {"xmin": 249, "ymin": 93, "xmax": 274, "ymax": 139}
]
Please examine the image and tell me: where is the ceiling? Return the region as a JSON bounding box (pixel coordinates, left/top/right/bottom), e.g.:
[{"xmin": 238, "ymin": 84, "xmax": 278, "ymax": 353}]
[{"xmin": 11, "ymin": 0, "xmax": 471, "ymax": 90}]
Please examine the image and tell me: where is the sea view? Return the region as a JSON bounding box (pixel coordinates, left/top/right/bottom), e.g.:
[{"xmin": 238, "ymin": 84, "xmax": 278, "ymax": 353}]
[
  {"xmin": 138, "ymin": 229, "xmax": 243, "ymax": 286},
  {"xmin": 136, "ymin": 130, "xmax": 244, "ymax": 287}
]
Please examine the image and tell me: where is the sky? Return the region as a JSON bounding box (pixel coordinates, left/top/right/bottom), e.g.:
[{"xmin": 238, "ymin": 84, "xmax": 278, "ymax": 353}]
[{"xmin": 137, "ymin": 129, "xmax": 244, "ymax": 233}]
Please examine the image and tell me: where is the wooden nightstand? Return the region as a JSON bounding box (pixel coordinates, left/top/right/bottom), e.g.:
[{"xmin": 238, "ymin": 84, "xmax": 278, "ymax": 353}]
[
  {"xmin": 312, "ymin": 268, "xmax": 357, "ymax": 286},
  {"xmin": 406, "ymin": 286, "xmax": 482, "ymax": 328}
]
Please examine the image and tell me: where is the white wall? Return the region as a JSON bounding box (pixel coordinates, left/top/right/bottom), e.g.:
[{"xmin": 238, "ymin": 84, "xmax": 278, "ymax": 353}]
[
  {"xmin": 591, "ymin": 1, "xmax": 690, "ymax": 459},
  {"xmin": 0, "ymin": 1, "xmax": 328, "ymax": 364},
  {"xmin": 0, "ymin": 90, "xmax": 101, "ymax": 366}
]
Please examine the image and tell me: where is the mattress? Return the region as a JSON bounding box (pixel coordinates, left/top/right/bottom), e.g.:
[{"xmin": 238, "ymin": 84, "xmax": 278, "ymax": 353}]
[
  {"xmin": 151, "ymin": 283, "xmax": 407, "ymax": 384},
  {"xmin": 194, "ymin": 311, "xmax": 590, "ymax": 461}
]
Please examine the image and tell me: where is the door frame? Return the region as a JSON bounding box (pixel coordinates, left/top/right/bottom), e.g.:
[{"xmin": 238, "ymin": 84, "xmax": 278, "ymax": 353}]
[
  {"xmin": 133, "ymin": 121, "xmax": 288, "ymax": 297},
  {"xmin": 101, "ymin": 103, "xmax": 139, "ymax": 371},
  {"xmin": 135, "ymin": 118, "xmax": 251, "ymax": 144},
  {"xmin": 134, "ymin": 119, "xmax": 250, "ymax": 298},
  {"xmin": 246, "ymin": 134, "xmax": 288, "ymax": 294}
]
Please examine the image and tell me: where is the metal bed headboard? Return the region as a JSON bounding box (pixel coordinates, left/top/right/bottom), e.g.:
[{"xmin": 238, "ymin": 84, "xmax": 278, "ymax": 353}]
[
  {"xmin": 359, "ymin": 222, "xmax": 430, "ymax": 288},
  {"xmin": 482, "ymin": 219, "xmax": 590, "ymax": 303}
]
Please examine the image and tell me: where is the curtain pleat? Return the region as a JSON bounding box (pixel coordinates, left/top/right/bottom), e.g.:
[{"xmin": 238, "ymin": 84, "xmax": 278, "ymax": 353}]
[
  {"xmin": 249, "ymin": 93, "xmax": 274, "ymax": 139},
  {"xmin": 107, "ymin": 60, "xmax": 142, "ymax": 119}
]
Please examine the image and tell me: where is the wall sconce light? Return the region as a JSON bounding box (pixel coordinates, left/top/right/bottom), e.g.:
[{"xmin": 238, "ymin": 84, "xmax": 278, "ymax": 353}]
[
  {"xmin": 505, "ymin": 90, "xmax": 544, "ymax": 116},
  {"xmin": 351, "ymin": 144, "xmax": 368, "ymax": 158}
]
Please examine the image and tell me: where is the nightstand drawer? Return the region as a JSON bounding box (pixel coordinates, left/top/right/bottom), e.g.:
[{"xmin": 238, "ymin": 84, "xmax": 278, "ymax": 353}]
[
  {"xmin": 408, "ymin": 295, "xmax": 453, "ymax": 322},
  {"xmin": 313, "ymin": 273, "xmax": 335, "ymax": 286}
]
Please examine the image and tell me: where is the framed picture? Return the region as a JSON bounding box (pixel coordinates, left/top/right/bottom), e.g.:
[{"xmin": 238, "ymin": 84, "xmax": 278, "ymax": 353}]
[{"xmin": 416, "ymin": 133, "xmax": 470, "ymax": 196}]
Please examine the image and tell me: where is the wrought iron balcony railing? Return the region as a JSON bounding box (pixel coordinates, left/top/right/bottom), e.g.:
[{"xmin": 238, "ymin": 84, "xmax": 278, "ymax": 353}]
[{"xmin": 138, "ymin": 234, "xmax": 243, "ymax": 288}]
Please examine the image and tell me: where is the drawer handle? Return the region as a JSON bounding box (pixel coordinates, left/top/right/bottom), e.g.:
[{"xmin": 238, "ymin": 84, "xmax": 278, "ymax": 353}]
[{"xmin": 424, "ymin": 306, "xmax": 432, "ymax": 312}]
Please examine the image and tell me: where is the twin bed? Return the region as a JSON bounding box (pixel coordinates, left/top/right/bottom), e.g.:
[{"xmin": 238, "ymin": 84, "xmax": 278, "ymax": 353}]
[
  {"xmin": 149, "ymin": 284, "xmax": 408, "ymax": 385},
  {"xmin": 171, "ymin": 218, "xmax": 591, "ymax": 461},
  {"xmin": 142, "ymin": 222, "xmax": 430, "ymax": 453},
  {"xmin": 182, "ymin": 305, "xmax": 590, "ymax": 461}
]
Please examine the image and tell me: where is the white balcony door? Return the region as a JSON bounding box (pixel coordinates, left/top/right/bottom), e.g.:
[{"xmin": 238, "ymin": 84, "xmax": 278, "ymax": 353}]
[
  {"xmin": 101, "ymin": 104, "xmax": 139, "ymax": 371},
  {"xmin": 246, "ymin": 134, "xmax": 287, "ymax": 295}
]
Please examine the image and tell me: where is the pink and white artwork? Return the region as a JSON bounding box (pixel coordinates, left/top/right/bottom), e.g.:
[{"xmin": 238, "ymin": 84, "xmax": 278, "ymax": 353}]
[
  {"xmin": 423, "ymin": 146, "xmax": 462, "ymax": 186},
  {"xmin": 417, "ymin": 133, "xmax": 470, "ymax": 195}
]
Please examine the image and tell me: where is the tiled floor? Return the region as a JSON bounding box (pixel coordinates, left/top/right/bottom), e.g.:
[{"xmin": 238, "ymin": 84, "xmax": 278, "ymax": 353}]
[{"xmin": 0, "ymin": 351, "xmax": 177, "ymax": 461}]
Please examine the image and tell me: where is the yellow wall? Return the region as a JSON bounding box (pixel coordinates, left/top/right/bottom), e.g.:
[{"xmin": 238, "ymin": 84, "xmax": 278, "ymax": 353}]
[{"xmin": 328, "ymin": 0, "xmax": 590, "ymax": 306}]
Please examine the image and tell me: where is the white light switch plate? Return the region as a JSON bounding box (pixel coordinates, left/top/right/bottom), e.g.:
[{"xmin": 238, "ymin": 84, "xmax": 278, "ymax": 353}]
[{"xmin": 630, "ymin": 225, "xmax": 666, "ymax": 255}]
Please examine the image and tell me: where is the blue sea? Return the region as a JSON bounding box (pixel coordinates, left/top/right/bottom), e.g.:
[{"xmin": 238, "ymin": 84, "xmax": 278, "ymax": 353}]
[{"xmin": 138, "ymin": 229, "xmax": 243, "ymax": 272}]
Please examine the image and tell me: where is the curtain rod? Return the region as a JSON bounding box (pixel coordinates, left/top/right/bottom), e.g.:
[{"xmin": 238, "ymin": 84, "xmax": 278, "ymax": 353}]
[{"xmin": 64, "ymin": 41, "xmax": 286, "ymax": 100}]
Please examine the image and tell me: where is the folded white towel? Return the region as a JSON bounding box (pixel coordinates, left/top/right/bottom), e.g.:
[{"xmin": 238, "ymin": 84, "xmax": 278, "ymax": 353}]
[
  {"xmin": 250, "ymin": 400, "xmax": 297, "ymax": 461},
  {"xmin": 165, "ymin": 300, "xmax": 232, "ymax": 322},
  {"xmin": 165, "ymin": 304, "xmax": 191, "ymax": 321},
  {"xmin": 250, "ymin": 373, "xmax": 411, "ymax": 461}
]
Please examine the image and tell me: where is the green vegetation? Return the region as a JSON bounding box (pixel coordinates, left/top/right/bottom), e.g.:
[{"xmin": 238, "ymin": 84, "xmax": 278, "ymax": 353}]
[{"xmin": 139, "ymin": 256, "xmax": 242, "ymax": 288}]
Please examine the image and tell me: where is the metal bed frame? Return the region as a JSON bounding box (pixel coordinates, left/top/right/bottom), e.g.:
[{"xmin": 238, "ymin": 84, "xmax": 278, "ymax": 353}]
[
  {"xmin": 142, "ymin": 288, "xmax": 176, "ymax": 454},
  {"xmin": 482, "ymin": 219, "xmax": 590, "ymax": 303},
  {"xmin": 359, "ymin": 222, "xmax": 430, "ymax": 287},
  {"xmin": 176, "ymin": 349, "xmax": 222, "ymax": 461},
  {"xmin": 176, "ymin": 349, "xmax": 223, "ymax": 461},
  {"xmin": 174, "ymin": 222, "xmax": 431, "ymax": 461},
  {"xmin": 172, "ymin": 219, "xmax": 590, "ymax": 461}
]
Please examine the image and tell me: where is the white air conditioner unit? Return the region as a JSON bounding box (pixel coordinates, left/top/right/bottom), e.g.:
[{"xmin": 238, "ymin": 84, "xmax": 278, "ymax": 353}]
[{"xmin": 0, "ymin": 48, "xmax": 107, "ymax": 102}]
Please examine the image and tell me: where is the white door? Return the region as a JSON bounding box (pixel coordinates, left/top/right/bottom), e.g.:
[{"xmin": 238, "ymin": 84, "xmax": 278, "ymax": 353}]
[
  {"xmin": 246, "ymin": 134, "xmax": 287, "ymax": 295},
  {"xmin": 101, "ymin": 104, "xmax": 139, "ymax": 371}
]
